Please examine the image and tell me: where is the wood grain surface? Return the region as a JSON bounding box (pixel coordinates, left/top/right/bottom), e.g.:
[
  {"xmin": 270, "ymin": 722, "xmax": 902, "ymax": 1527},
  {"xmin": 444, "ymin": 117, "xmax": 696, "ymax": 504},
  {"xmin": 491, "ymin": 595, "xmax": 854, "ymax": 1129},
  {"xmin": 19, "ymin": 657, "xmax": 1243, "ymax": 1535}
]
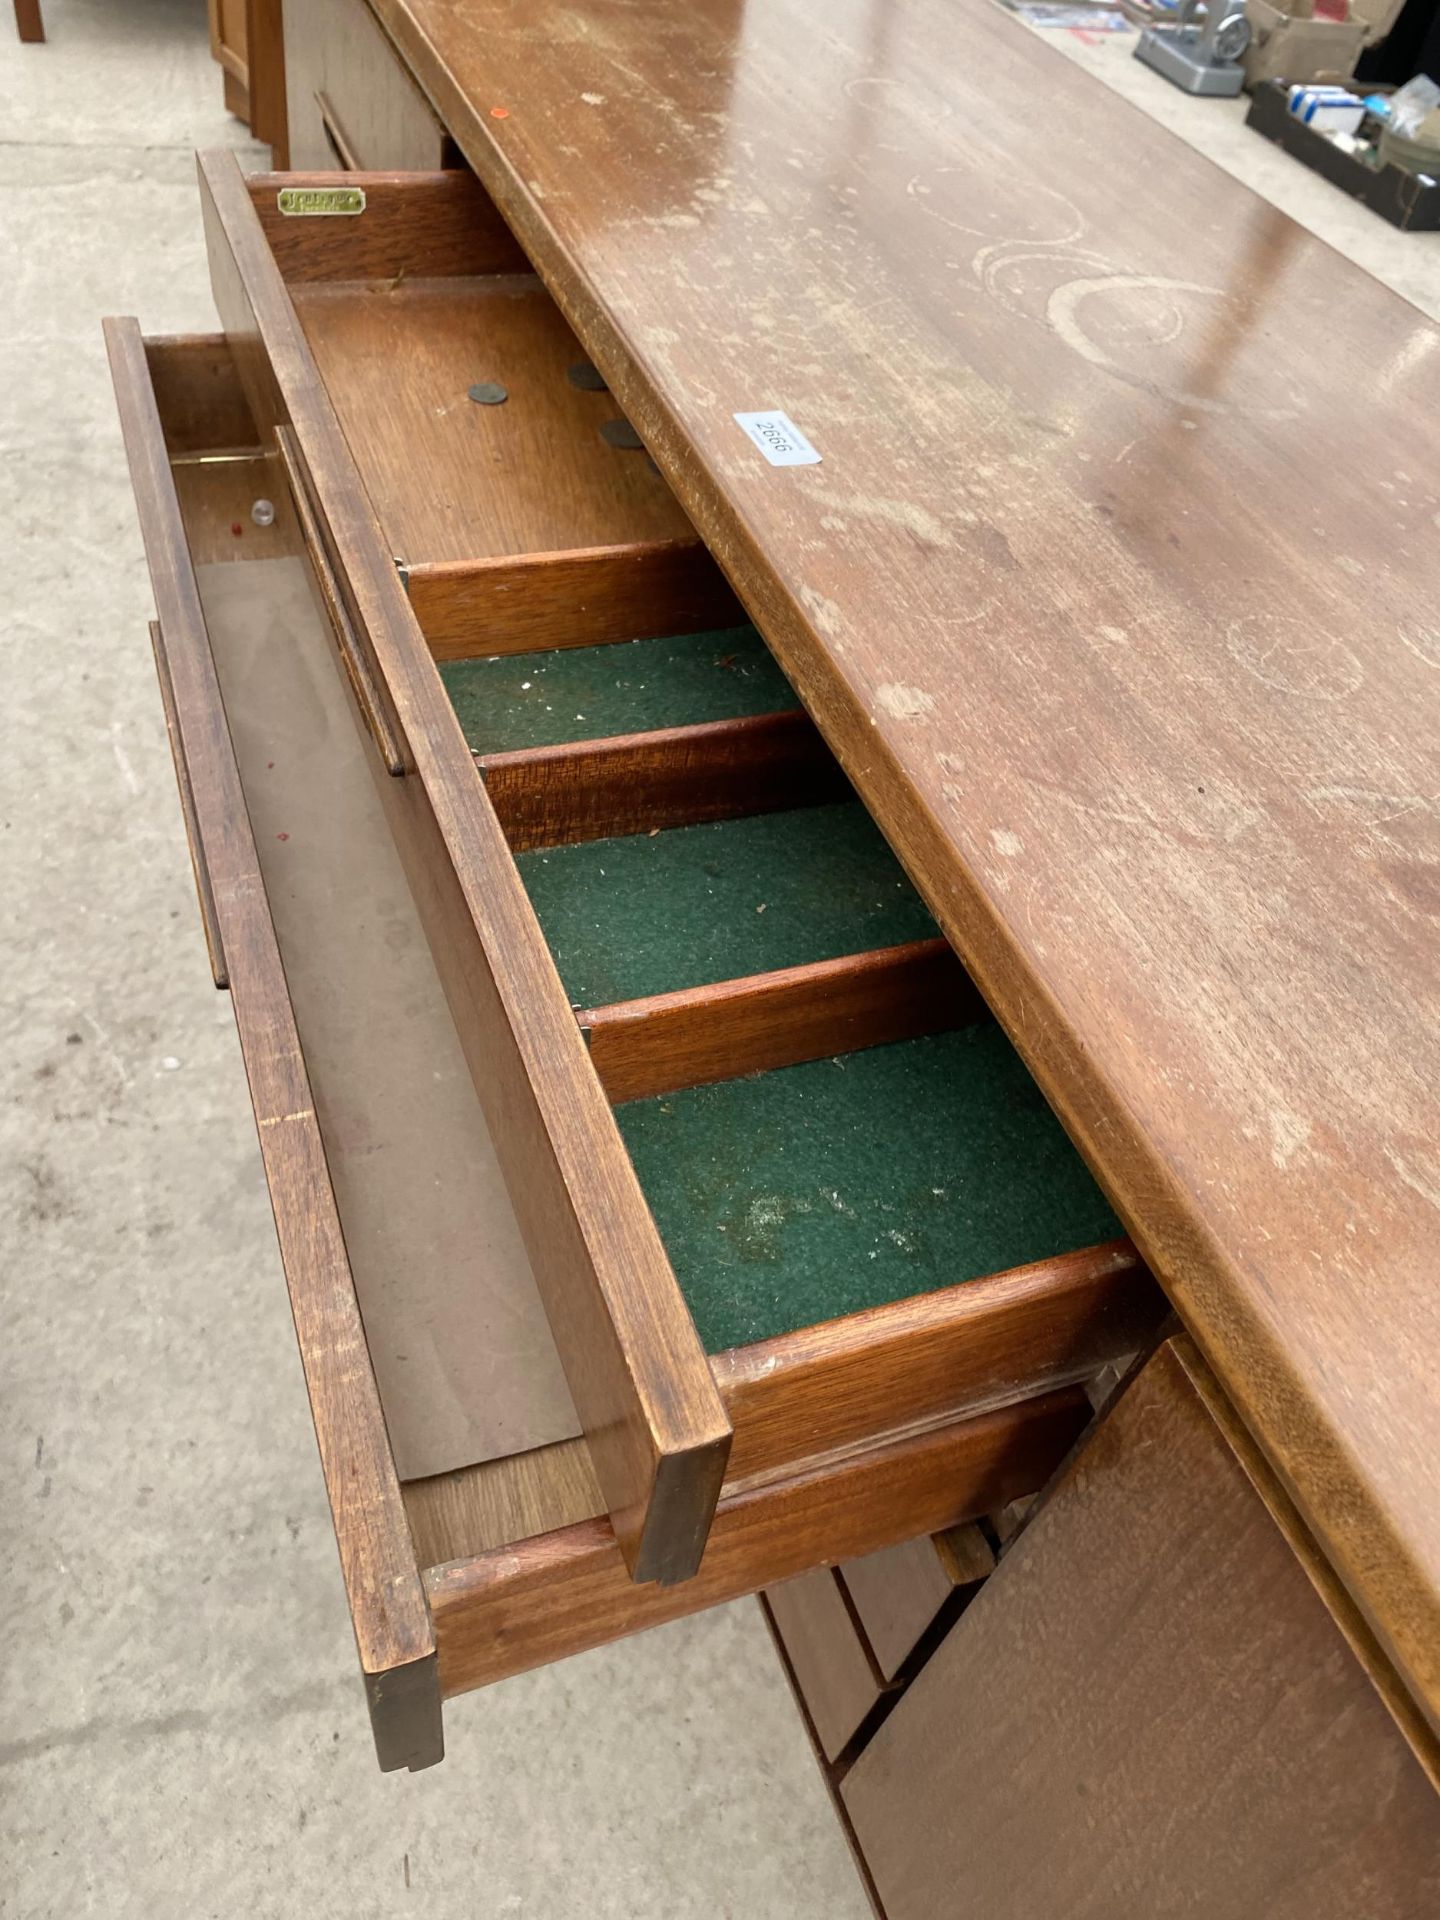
[
  {"xmin": 142, "ymin": 333, "xmax": 260, "ymax": 454},
  {"xmin": 290, "ymin": 272, "xmax": 694, "ymax": 564},
  {"xmin": 713, "ymin": 1239, "xmax": 1159, "ymax": 1483},
  {"xmin": 840, "ymin": 1528, "xmax": 993, "ymax": 1683},
  {"xmin": 369, "ymin": 0, "xmax": 1440, "ymax": 1728},
  {"xmin": 403, "ymin": 1437, "xmax": 602, "ymax": 1570},
  {"xmin": 198, "ymin": 152, "xmax": 733, "ymax": 1585},
  {"xmin": 766, "ymin": 1567, "xmax": 885, "ymax": 1761},
  {"xmin": 243, "ymin": 0, "xmax": 287, "ymax": 158},
  {"xmin": 281, "ymin": 0, "xmax": 442, "ymax": 172},
  {"xmin": 481, "ymin": 708, "xmax": 841, "ymax": 853},
  {"xmin": 402, "ymin": 1244, "xmax": 1153, "ymax": 1570},
  {"xmin": 147, "ymin": 618, "xmax": 228, "ymax": 990},
  {"xmin": 426, "ymin": 1387, "xmax": 1089, "ymax": 1698},
  {"xmin": 580, "ymin": 936, "xmax": 979, "ymax": 1103},
  {"xmin": 843, "ymin": 1340, "xmax": 1440, "ymax": 1918},
  {"xmin": 249, "ymin": 169, "xmax": 524, "ymax": 281},
  {"xmin": 407, "ymin": 539, "xmax": 741, "ymax": 661},
  {"xmin": 106, "ymin": 317, "xmax": 440, "ymax": 1771}
]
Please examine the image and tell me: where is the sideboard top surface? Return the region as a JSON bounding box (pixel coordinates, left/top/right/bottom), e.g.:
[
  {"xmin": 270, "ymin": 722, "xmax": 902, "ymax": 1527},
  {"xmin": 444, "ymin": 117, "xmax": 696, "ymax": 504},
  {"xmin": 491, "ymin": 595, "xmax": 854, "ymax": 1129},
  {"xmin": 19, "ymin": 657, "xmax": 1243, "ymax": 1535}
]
[{"xmin": 367, "ymin": 0, "xmax": 1440, "ymax": 1728}]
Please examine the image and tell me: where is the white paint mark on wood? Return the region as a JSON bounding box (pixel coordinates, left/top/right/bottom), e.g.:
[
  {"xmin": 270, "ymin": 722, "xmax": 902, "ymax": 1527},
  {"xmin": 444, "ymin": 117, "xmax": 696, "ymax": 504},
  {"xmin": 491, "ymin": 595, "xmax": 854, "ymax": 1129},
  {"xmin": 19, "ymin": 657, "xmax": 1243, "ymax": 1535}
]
[
  {"xmin": 1399, "ymin": 625, "xmax": 1440, "ymax": 669},
  {"xmin": 876, "ymin": 683, "xmax": 934, "ymax": 721},
  {"xmin": 799, "ymin": 584, "xmax": 844, "ymax": 639},
  {"xmin": 1270, "ymin": 1108, "xmax": 1312, "ymax": 1171}
]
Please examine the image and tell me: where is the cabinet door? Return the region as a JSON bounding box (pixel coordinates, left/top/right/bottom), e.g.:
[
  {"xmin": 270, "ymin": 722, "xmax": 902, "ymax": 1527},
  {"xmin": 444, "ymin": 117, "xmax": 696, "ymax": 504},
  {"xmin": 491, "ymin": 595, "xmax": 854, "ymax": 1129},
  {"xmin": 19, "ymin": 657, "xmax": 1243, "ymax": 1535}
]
[{"xmin": 843, "ymin": 1339, "xmax": 1440, "ymax": 1920}]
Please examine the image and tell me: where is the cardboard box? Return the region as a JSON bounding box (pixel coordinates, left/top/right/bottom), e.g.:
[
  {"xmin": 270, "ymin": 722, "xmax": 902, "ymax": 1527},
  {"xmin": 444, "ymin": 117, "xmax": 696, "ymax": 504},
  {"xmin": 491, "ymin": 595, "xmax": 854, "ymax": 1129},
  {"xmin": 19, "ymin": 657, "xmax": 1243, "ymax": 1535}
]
[{"xmin": 1244, "ymin": 3, "xmax": 1366, "ymax": 85}]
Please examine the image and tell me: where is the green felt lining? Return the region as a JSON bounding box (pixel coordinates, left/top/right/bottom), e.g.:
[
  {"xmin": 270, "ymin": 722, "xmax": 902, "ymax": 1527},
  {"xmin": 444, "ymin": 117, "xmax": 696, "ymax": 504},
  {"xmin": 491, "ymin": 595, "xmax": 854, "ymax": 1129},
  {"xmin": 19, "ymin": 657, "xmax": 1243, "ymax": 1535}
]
[
  {"xmin": 440, "ymin": 626, "xmax": 794, "ymax": 753},
  {"xmin": 616, "ymin": 1025, "xmax": 1122, "ymax": 1354},
  {"xmin": 515, "ymin": 802, "xmax": 937, "ymax": 1007},
  {"xmin": 451, "ymin": 629, "xmax": 1115, "ymax": 1348}
]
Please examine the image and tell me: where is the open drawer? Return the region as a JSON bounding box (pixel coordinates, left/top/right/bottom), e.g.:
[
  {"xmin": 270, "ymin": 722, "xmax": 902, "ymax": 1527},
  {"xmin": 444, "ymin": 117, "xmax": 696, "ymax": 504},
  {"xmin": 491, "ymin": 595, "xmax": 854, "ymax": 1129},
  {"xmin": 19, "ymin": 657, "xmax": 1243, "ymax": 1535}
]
[
  {"xmin": 183, "ymin": 154, "xmax": 1165, "ymax": 1588},
  {"xmin": 108, "ymin": 224, "xmax": 1163, "ymax": 1768}
]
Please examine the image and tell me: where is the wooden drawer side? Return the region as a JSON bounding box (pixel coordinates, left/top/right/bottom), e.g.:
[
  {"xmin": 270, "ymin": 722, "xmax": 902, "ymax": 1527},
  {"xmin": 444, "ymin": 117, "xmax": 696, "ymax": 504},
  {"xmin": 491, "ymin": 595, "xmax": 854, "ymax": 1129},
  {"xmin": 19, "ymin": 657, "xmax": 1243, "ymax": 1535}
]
[{"xmin": 104, "ymin": 315, "xmax": 440, "ymax": 1773}]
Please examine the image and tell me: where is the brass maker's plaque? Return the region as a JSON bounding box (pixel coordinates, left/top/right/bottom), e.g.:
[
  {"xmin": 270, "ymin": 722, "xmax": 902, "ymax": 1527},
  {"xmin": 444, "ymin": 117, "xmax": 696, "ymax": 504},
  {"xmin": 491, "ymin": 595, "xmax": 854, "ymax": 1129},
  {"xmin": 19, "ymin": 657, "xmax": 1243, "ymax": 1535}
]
[{"xmin": 276, "ymin": 185, "xmax": 366, "ymax": 216}]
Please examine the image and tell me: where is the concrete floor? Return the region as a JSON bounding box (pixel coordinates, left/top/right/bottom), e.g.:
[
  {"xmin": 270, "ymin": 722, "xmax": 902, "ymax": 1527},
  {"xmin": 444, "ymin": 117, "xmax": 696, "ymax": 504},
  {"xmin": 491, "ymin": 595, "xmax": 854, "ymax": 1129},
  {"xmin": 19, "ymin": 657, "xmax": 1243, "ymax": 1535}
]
[{"xmin": 1, "ymin": 3, "xmax": 1437, "ymax": 1916}]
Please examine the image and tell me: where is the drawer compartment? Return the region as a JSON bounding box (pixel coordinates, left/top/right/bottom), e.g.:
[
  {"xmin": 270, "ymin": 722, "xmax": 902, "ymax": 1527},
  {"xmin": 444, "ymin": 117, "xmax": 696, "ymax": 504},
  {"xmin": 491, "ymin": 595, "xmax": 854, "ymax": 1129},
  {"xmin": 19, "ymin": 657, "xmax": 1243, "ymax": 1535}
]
[
  {"xmin": 193, "ymin": 153, "xmax": 1163, "ymax": 1584},
  {"xmin": 110, "ymin": 325, "xmax": 1144, "ymax": 1771}
]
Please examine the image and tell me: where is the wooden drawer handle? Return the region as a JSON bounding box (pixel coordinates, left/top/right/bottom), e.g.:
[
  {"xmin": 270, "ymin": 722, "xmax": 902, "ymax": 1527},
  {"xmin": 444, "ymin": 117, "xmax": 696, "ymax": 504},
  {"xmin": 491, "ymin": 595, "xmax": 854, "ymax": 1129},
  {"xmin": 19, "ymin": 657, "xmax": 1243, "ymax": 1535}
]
[
  {"xmin": 314, "ymin": 90, "xmax": 361, "ymax": 171},
  {"xmin": 148, "ymin": 617, "xmax": 228, "ymax": 990},
  {"xmin": 275, "ymin": 424, "xmax": 406, "ymax": 777}
]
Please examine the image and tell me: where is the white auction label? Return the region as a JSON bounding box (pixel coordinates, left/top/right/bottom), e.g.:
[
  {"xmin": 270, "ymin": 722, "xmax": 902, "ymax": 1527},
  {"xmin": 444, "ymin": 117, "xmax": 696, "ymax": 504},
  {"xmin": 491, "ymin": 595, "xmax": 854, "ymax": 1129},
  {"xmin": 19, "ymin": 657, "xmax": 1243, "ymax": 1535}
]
[{"xmin": 733, "ymin": 410, "xmax": 821, "ymax": 467}]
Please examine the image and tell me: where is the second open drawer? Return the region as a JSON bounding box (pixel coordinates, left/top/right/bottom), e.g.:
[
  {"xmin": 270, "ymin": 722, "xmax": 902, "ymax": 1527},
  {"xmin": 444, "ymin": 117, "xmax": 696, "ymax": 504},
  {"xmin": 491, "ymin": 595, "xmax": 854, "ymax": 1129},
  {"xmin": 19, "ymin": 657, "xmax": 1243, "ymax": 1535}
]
[{"xmin": 111, "ymin": 164, "xmax": 1164, "ymax": 1765}]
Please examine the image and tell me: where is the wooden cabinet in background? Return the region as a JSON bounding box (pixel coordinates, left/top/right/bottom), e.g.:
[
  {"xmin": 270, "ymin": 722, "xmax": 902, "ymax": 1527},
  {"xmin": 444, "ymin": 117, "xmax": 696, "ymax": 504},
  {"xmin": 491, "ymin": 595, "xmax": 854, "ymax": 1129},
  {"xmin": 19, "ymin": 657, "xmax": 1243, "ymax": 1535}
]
[{"xmin": 208, "ymin": 0, "xmax": 287, "ymax": 157}]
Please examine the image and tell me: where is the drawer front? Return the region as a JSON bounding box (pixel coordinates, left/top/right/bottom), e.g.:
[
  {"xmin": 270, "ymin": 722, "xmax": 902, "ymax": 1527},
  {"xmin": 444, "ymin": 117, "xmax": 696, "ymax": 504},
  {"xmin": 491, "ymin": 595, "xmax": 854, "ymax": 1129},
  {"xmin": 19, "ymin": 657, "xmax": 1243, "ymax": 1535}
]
[
  {"xmin": 192, "ymin": 151, "xmax": 1164, "ymax": 1586},
  {"xmin": 284, "ymin": 0, "xmax": 448, "ymax": 171},
  {"xmin": 838, "ymin": 1526, "xmax": 994, "ymax": 1684},
  {"xmin": 764, "ymin": 1527, "xmax": 996, "ymax": 1764},
  {"xmin": 767, "ymin": 1569, "xmax": 885, "ymax": 1762},
  {"xmin": 843, "ymin": 1341, "xmax": 1440, "ymax": 1919}
]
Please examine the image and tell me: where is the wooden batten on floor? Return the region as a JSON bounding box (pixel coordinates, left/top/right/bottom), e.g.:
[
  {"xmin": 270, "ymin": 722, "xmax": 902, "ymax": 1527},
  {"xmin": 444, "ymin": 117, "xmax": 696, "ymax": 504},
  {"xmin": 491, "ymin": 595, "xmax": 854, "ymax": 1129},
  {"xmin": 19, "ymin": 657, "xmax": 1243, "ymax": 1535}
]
[
  {"xmin": 244, "ymin": 168, "xmax": 529, "ymax": 281},
  {"xmin": 481, "ymin": 708, "xmax": 838, "ymax": 855},
  {"xmin": 580, "ymin": 937, "xmax": 981, "ymax": 1104},
  {"xmin": 424, "ymin": 1387, "xmax": 1090, "ymax": 1697},
  {"xmin": 406, "ymin": 537, "xmax": 744, "ymax": 661}
]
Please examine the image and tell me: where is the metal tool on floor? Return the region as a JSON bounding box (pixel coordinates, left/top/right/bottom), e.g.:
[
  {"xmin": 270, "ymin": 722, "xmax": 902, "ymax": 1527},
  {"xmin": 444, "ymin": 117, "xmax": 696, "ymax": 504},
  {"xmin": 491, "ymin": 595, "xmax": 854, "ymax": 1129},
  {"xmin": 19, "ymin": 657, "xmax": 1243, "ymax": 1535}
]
[{"xmin": 1135, "ymin": 0, "xmax": 1251, "ymax": 95}]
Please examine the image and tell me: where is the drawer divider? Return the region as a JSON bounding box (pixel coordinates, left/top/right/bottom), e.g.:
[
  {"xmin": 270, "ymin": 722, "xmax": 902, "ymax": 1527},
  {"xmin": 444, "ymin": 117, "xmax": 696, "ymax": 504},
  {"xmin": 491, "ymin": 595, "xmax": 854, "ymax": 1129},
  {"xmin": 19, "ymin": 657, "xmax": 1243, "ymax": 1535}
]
[
  {"xmin": 105, "ymin": 315, "xmax": 441, "ymax": 1772},
  {"xmin": 579, "ymin": 938, "xmax": 982, "ymax": 1104},
  {"xmin": 274, "ymin": 423, "xmax": 407, "ymax": 775},
  {"xmin": 405, "ymin": 539, "xmax": 744, "ymax": 661},
  {"xmin": 147, "ymin": 617, "xmax": 228, "ymax": 989},
  {"xmin": 477, "ymin": 709, "xmax": 841, "ymax": 853}
]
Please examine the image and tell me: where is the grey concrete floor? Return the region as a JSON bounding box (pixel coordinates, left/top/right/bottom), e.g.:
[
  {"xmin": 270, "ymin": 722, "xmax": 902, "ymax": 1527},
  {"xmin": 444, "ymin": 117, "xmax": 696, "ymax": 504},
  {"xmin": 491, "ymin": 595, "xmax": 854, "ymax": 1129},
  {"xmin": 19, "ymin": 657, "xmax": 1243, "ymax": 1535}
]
[{"xmin": 3, "ymin": 3, "xmax": 1438, "ymax": 1916}]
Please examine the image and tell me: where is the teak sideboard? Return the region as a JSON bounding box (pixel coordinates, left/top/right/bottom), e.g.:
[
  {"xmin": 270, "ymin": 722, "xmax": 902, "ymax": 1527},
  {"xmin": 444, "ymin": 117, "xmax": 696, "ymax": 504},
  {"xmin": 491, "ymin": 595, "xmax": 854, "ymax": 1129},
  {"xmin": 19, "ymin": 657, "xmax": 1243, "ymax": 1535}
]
[{"xmin": 107, "ymin": 0, "xmax": 1440, "ymax": 1909}]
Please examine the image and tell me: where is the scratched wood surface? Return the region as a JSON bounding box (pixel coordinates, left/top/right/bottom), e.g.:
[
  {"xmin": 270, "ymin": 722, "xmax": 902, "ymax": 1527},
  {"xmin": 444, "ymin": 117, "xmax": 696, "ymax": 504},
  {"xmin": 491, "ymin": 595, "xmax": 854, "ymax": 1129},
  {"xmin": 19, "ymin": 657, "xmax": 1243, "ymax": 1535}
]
[{"xmin": 370, "ymin": 0, "xmax": 1440, "ymax": 1730}]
